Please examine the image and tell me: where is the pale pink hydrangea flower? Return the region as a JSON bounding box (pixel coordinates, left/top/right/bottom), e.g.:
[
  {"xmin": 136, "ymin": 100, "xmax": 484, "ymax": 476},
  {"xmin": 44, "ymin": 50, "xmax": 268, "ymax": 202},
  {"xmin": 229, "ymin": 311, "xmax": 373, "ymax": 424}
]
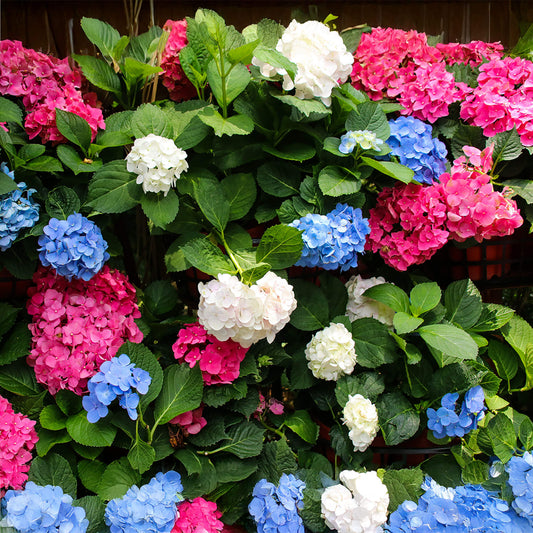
[
  {"xmin": 0, "ymin": 395, "xmax": 38, "ymax": 492},
  {"xmin": 26, "ymin": 266, "xmax": 143, "ymax": 395},
  {"xmin": 172, "ymin": 322, "xmax": 247, "ymax": 385},
  {"xmin": 169, "ymin": 406, "xmax": 207, "ymax": 435},
  {"xmin": 172, "ymin": 497, "xmax": 224, "ymax": 533}
]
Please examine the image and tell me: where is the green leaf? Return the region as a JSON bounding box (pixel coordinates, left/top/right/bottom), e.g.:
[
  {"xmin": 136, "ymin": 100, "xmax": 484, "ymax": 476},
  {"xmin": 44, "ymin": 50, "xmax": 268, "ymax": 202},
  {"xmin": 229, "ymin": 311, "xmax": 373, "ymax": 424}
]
[
  {"xmin": 93, "ymin": 131, "xmax": 132, "ymax": 149},
  {"xmin": 417, "ymin": 324, "xmax": 478, "ymax": 362},
  {"xmin": 345, "ymin": 102, "xmax": 390, "ymax": 140},
  {"xmin": 488, "ymin": 339, "xmax": 518, "ymax": 381},
  {"xmin": 193, "ymin": 178, "xmax": 230, "ymax": 231},
  {"xmin": 504, "ymin": 179, "xmax": 533, "ymax": 204},
  {"xmin": 257, "ymin": 439, "xmax": 297, "ymax": 482},
  {"xmin": 256, "ymin": 224, "xmax": 303, "ymax": 269},
  {"xmin": 253, "ymin": 46, "xmax": 297, "ymax": 78},
  {"xmin": 153, "ymin": 364, "xmax": 203, "ymax": 426},
  {"xmin": 56, "ymin": 145, "xmax": 103, "ymax": 175},
  {"xmin": 500, "ymin": 314, "xmax": 533, "ymax": 390},
  {"xmin": 122, "ymin": 57, "xmax": 162, "ymax": 86},
  {"xmin": 383, "ymin": 468, "xmax": 424, "ymax": 513},
  {"xmin": 131, "ymin": 103, "xmax": 172, "ymax": 138},
  {"xmin": 175, "ymin": 448, "xmax": 207, "ymax": 475},
  {"xmin": 410, "ymin": 282, "xmax": 441, "ymax": 316},
  {"xmin": 55, "ymin": 109, "xmax": 92, "ymax": 154},
  {"xmin": 471, "ymin": 303, "xmax": 514, "ymax": 332},
  {"xmin": 484, "ymin": 412, "xmax": 517, "ymax": 463},
  {"xmin": 363, "ymin": 283, "xmax": 409, "ymax": 313},
  {"xmin": 351, "ymin": 318, "xmax": 398, "ymax": 367},
  {"xmin": 393, "ymin": 312, "xmax": 424, "ymax": 335},
  {"xmin": 318, "ymin": 166, "xmax": 361, "ymax": 196},
  {"xmin": 264, "ymin": 143, "xmax": 316, "ymax": 162},
  {"xmin": 21, "ymin": 155, "xmax": 63, "ymax": 173},
  {"xmin": 35, "ymin": 429, "xmax": 71, "ymax": 456},
  {"xmin": 128, "ymin": 439, "xmax": 155, "ymax": 473},
  {"xmin": 462, "ymin": 460, "xmax": 489, "ymax": 485},
  {"xmin": 377, "ymin": 392, "xmax": 420, "ymax": 445},
  {"xmin": 18, "ymin": 144, "xmax": 45, "ymax": 162},
  {"xmin": 213, "ymin": 456, "xmax": 258, "ymax": 483},
  {"xmin": 272, "ymin": 93, "xmax": 331, "ymax": 118},
  {"xmin": 0, "ymin": 322, "xmax": 31, "ymax": 366},
  {"xmin": 164, "ymin": 236, "xmax": 191, "ymax": 273},
  {"xmin": 445, "ymin": 279, "xmax": 483, "ymax": 329},
  {"xmin": 180, "ymin": 456, "xmax": 217, "ymax": 500},
  {"xmin": 181, "ymin": 237, "xmax": 237, "ymax": 277},
  {"xmin": 492, "ymin": 128, "xmax": 523, "ymax": 162},
  {"xmin": 335, "ymin": 372, "xmax": 385, "ymax": 405},
  {"xmin": 451, "ymin": 124, "xmax": 484, "ymax": 160},
  {"xmin": 257, "ymin": 161, "xmax": 300, "ymax": 197},
  {"xmin": 140, "ymin": 190, "xmax": 180, "ymax": 228},
  {"xmin": 98, "ymin": 458, "xmax": 141, "ymax": 500},
  {"xmin": 80, "ymin": 17, "xmax": 121, "ymax": 60},
  {"xmin": 289, "ymin": 280, "xmax": 329, "ymax": 331},
  {"xmin": 29, "ymin": 453, "xmax": 77, "ymax": 498},
  {"xmin": 144, "ymin": 280, "xmax": 177, "ymax": 315},
  {"xmin": 0, "ymin": 171, "xmax": 17, "ymax": 195},
  {"xmin": 40, "ymin": 404, "xmax": 67, "ymax": 430},
  {"xmin": 72, "ymin": 54, "xmax": 122, "ymax": 94},
  {"xmin": 221, "ymin": 173, "xmax": 256, "ymax": 220},
  {"xmin": 66, "ymin": 411, "xmax": 117, "ymax": 447},
  {"xmin": 74, "ymin": 496, "xmax": 106, "ymax": 533},
  {"xmin": 220, "ymin": 421, "xmax": 264, "ymax": 458},
  {"xmin": 87, "ymin": 160, "xmax": 141, "ymax": 213},
  {"xmin": 0, "ymin": 96, "xmax": 23, "ymax": 126},
  {"xmin": 421, "ymin": 454, "xmax": 462, "ymax": 487},
  {"xmin": 519, "ymin": 417, "xmax": 533, "ymax": 450},
  {"xmin": 360, "ymin": 157, "xmax": 414, "ymax": 183},
  {"xmin": 0, "ymin": 303, "xmax": 18, "ymax": 340},
  {"xmin": 0, "ymin": 360, "xmax": 40, "ymax": 395},
  {"xmin": 78, "ymin": 460, "xmax": 106, "ymax": 493},
  {"xmin": 199, "ymin": 107, "xmax": 254, "ymax": 136},
  {"xmin": 55, "ymin": 390, "xmax": 82, "ymax": 416},
  {"xmin": 283, "ymin": 410, "xmax": 319, "ymax": 444},
  {"xmin": 45, "ymin": 186, "xmax": 81, "ymax": 220},
  {"xmin": 227, "ymin": 39, "xmax": 260, "ymax": 64},
  {"xmin": 207, "ymin": 61, "xmax": 251, "ymax": 108}
]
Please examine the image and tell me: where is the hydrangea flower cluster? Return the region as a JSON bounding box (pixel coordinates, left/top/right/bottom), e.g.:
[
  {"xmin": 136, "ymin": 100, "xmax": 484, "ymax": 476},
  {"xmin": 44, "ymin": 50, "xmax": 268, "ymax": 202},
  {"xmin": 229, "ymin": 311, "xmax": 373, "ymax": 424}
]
[
  {"xmin": 169, "ymin": 406, "xmax": 207, "ymax": 436},
  {"xmin": 161, "ymin": 19, "xmax": 197, "ymax": 102},
  {"xmin": 126, "ymin": 134, "xmax": 189, "ymax": 196},
  {"xmin": 172, "ymin": 322, "xmax": 248, "ymax": 385},
  {"xmin": 171, "ymin": 497, "xmax": 225, "ymax": 533},
  {"xmin": 385, "ymin": 116, "xmax": 448, "ymax": 184},
  {"xmin": 38, "ymin": 213, "xmax": 110, "ymax": 281},
  {"xmin": 366, "ymin": 182, "xmax": 449, "ymax": 271},
  {"xmin": 427, "ymin": 385, "xmax": 486, "ymax": 439},
  {"xmin": 435, "ymin": 41, "xmax": 503, "ymax": 67},
  {"xmin": 321, "ymin": 470, "xmax": 389, "ymax": 533},
  {"xmin": 440, "ymin": 146, "xmax": 523, "ymax": 241},
  {"xmin": 0, "ymin": 40, "xmax": 104, "ymax": 143},
  {"xmin": 289, "ymin": 204, "xmax": 370, "ymax": 271},
  {"xmin": 248, "ymin": 474, "xmax": 306, "ymax": 533},
  {"xmin": 252, "ymin": 20, "xmax": 353, "ymax": 106},
  {"xmin": 342, "ymin": 394, "xmax": 380, "ymax": 452},
  {"xmin": 305, "ymin": 322, "xmax": 357, "ymax": 381},
  {"xmin": 505, "ymin": 451, "xmax": 533, "ymax": 525},
  {"xmin": 0, "ymin": 163, "xmax": 40, "ymax": 251},
  {"xmin": 0, "ymin": 395, "xmax": 38, "ymax": 491},
  {"xmin": 82, "ymin": 354, "xmax": 151, "ymax": 422},
  {"xmin": 197, "ymin": 272, "xmax": 297, "ymax": 348},
  {"xmin": 387, "ymin": 476, "xmax": 529, "ymax": 532},
  {"xmin": 26, "ymin": 266, "xmax": 143, "ymax": 395},
  {"xmin": 1, "ymin": 482, "xmax": 89, "ymax": 532},
  {"xmin": 105, "ymin": 471, "xmax": 183, "ymax": 533},
  {"xmin": 339, "ymin": 130, "xmax": 384, "ymax": 154},
  {"xmin": 345, "ymin": 275, "xmax": 395, "ymax": 326},
  {"xmin": 460, "ymin": 56, "xmax": 533, "ymax": 145}
]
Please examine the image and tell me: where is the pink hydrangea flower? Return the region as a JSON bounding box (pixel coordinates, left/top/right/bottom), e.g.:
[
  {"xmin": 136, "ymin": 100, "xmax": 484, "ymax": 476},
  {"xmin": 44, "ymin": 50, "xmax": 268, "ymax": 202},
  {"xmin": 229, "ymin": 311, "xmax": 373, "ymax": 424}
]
[
  {"xmin": 172, "ymin": 323, "xmax": 247, "ymax": 385},
  {"xmin": 366, "ymin": 182, "xmax": 449, "ymax": 271},
  {"xmin": 172, "ymin": 497, "xmax": 224, "ymax": 533},
  {"xmin": 169, "ymin": 406, "xmax": 207, "ymax": 436},
  {"xmin": 160, "ymin": 19, "xmax": 197, "ymax": 102},
  {"xmin": 255, "ymin": 392, "xmax": 284, "ymax": 418},
  {"xmin": 26, "ymin": 266, "xmax": 143, "ymax": 395},
  {"xmin": 435, "ymin": 41, "xmax": 503, "ymax": 67},
  {"xmin": 0, "ymin": 395, "xmax": 38, "ymax": 492}
]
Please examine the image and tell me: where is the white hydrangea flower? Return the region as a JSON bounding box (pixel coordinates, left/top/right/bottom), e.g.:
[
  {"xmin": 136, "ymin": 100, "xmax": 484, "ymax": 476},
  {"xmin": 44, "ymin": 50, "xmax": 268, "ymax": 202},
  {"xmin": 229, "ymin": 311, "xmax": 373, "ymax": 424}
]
[
  {"xmin": 345, "ymin": 275, "xmax": 395, "ymax": 326},
  {"xmin": 252, "ymin": 20, "xmax": 354, "ymax": 106},
  {"xmin": 321, "ymin": 470, "xmax": 389, "ymax": 533},
  {"xmin": 305, "ymin": 322, "xmax": 357, "ymax": 381},
  {"xmin": 126, "ymin": 134, "xmax": 188, "ymax": 196},
  {"xmin": 197, "ymin": 272, "xmax": 297, "ymax": 348},
  {"xmin": 342, "ymin": 394, "xmax": 379, "ymax": 452}
]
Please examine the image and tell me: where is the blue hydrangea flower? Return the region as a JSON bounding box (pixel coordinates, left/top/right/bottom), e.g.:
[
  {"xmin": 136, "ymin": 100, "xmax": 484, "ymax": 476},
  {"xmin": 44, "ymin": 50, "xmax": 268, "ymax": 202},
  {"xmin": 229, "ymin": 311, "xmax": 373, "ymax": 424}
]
[
  {"xmin": 339, "ymin": 130, "xmax": 384, "ymax": 154},
  {"xmin": 505, "ymin": 451, "xmax": 533, "ymax": 526},
  {"xmin": 0, "ymin": 163, "xmax": 40, "ymax": 251},
  {"xmin": 82, "ymin": 354, "xmax": 151, "ymax": 423},
  {"xmin": 249, "ymin": 474, "xmax": 306, "ymax": 533},
  {"xmin": 1, "ymin": 481, "xmax": 88, "ymax": 533},
  {"xmin": 289, "ymin": 203, "xmax": 370, "ymax": 271},
  {"xmin": 427, "ymin": 386, "xmax": 486, "ymax": 439},
  {"xmin": 386, "ymin": 476, "xmax": 529, "ymax": 532},
  {"xmin": 105, "ymin": 471, "xmax": 183, "ymax": 533},
  {"xmin": 385, "ymin": 116, "xmax": 447, "ymax": 184},
  {"xmin": 37, "ymin": 212, "xmax": 109, "ymax": 281}
]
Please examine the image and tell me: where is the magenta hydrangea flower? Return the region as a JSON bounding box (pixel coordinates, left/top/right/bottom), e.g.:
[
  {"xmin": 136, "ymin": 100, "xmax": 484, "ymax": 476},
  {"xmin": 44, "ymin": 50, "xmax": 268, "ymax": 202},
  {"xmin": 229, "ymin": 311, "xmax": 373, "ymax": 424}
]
[
  {"xmin": 172, "ymin": 323, "xmax": 247, "ymax": 385},
  {"xmin": 0, "ymin": 395, "xmax": 38, "ymax": 492},
  {"xmin": 435, "ymin": 40, "xmax": 503, "ymax": 67},
  {"xmin": 169, "ymin": 406, "xmax": 207, "ymax": 436},
  {"xmin": 171, "ymin": 497, "xmax": 225, "ymax": 533},
  {"xmin": 26, "ymin": 266, "xmax": 143, "ymax": 395}
]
